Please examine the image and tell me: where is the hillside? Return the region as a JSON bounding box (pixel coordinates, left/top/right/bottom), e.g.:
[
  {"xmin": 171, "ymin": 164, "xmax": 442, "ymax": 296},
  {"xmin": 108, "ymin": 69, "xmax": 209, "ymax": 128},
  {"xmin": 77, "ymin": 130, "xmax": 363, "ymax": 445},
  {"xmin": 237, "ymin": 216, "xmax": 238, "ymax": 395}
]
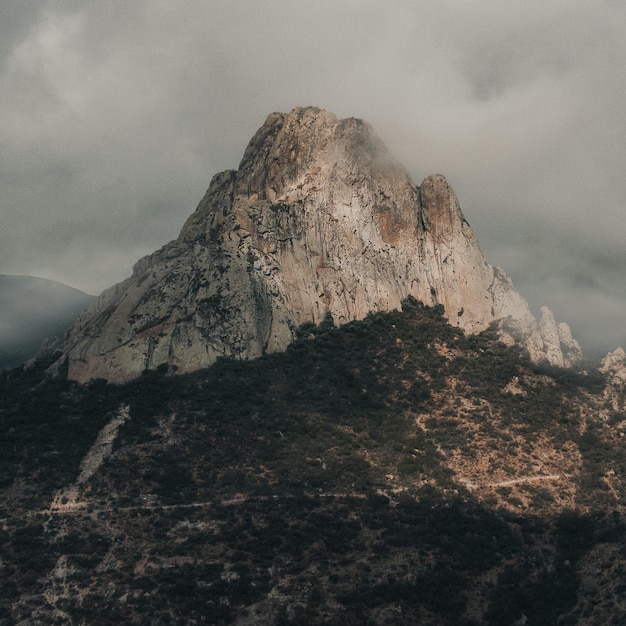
[
  {"xmin": 1, "ymin": 300, "xmax": 624, "ymax": 624},
  {"xmin": 0, "ymin": 275, "xmax": 93, "ymax": 370}
]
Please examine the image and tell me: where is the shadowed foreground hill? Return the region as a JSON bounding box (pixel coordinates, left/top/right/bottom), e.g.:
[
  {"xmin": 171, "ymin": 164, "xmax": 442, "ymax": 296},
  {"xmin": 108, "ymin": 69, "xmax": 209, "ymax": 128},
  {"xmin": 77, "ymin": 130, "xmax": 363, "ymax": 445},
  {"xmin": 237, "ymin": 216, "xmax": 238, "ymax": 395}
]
[
  {"xmin": 1, "ymin": 300, "xmax": 624, "ymax": 624},
  {"xmin": 0, "ymin": 275, "xmax": 92, "ymax": 370}
]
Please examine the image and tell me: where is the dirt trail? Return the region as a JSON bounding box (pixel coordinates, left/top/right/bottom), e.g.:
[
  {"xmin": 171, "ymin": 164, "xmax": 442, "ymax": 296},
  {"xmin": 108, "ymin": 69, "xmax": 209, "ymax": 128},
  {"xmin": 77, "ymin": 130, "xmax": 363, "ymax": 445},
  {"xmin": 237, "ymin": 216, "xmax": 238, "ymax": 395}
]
[
  {"xmin": 485, "ymin": 474, "xmax": 564, "ymax": 488},
  {"xmin": 41, "ymin": 493, "xmax": 369, "ymax": 517}
]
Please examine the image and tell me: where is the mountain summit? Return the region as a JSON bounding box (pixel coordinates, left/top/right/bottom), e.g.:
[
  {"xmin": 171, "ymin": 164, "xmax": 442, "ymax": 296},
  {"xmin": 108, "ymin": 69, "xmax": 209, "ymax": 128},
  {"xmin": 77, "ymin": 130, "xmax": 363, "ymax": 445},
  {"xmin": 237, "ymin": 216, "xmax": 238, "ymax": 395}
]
[{"xmin": 53, "ymin": 107, "xmax": 581, "ymax": 383}]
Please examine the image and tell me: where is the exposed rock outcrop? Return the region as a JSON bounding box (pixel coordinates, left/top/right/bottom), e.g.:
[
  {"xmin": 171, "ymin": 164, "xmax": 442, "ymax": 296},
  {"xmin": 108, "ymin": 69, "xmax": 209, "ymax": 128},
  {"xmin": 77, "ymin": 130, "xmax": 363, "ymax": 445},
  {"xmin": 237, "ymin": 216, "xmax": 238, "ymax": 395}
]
[
  {"xmin": 526, "ymin": 306, "xmax": 583, "ymax": 368},
  {"xmin": 51, "ymin": 107, "xmax": 581, "ymax": 383},
  {"xmin": 601, "ymin": 347, "xmax": 626, "ymax": 380},
  {"xmin": 600, "ymin": 347, "xmax": 626, "ymax": 411}
]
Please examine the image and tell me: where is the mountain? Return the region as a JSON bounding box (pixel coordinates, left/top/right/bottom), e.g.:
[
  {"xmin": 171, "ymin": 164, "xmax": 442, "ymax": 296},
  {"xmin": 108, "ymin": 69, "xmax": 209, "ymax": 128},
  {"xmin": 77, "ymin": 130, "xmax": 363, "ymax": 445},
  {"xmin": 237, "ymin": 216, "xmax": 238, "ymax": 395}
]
[
  {"xmin": 5, "ymin": 108, "xmax": 621, "ymax": 623},
  {"xmin": 0, "ymin": 302, "xmax": 624, "ymax": 624},
  {"xmin": 0, "ymin": 275, "xmax": 93, "ymax": 370},
  {"xmin": 51, "ymin": 107, "xmax": 581, "ymax": 384}
]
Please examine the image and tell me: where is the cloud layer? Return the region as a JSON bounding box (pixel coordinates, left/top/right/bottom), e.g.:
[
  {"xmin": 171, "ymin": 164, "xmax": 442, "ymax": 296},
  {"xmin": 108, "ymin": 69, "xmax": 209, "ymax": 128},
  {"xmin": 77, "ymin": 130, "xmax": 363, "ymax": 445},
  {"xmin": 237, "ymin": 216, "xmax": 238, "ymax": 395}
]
[{"xmin": 1, "ymin": 0, "xmax": 624, "ymax": 357}]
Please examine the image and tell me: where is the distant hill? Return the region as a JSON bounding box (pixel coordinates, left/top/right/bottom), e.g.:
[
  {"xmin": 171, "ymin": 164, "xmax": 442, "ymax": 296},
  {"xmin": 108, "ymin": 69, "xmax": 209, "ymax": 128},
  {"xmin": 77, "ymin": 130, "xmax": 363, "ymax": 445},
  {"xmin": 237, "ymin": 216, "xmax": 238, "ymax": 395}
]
[{"xmin": 0, "ymin": 274, "xmax": 93, "ymax": 370}]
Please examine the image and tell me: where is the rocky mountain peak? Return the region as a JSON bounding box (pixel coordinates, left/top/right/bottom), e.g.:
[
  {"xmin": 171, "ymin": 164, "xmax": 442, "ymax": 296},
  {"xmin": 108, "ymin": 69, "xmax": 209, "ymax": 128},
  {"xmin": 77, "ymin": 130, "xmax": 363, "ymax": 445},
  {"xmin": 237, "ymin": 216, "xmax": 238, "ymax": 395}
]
[
  {"xmin": 52, "ymin": 107, "xmax": 582, "ymax": 383},
  {"xmin": 419, "ymin": 174, "xmax": 467, "ymax": 239}
]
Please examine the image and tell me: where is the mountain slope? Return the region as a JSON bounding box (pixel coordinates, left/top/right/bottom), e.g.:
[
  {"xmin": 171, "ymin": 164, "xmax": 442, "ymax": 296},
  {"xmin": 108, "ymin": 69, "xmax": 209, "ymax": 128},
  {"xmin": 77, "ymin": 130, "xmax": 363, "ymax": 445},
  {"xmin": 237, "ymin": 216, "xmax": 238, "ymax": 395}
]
[
  {"xmin": 0, "ymin": 275, "xmax": 93, "ymax": 370},
  {"xmin": 51, "ymin": 107, "xmax": 580, "ymax": 384},
  {"xmin": 1, "ymin": 302, "xmax": 623, "ymax": 624}
]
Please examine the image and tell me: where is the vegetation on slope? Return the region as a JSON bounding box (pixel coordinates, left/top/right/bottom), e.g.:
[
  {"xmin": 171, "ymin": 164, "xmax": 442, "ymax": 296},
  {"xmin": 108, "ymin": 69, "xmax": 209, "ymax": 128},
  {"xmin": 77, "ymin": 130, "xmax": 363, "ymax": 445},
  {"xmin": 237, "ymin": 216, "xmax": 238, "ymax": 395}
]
[{"xmin": 0, "ymin": 299, "xmax": 624, "ymax": 624}]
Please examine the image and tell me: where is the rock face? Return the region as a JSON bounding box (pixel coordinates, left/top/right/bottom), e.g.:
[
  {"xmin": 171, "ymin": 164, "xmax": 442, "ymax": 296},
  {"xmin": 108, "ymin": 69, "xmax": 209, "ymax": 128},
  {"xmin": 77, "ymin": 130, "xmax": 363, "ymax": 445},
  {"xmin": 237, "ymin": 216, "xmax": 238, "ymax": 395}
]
[
  {"xmin": 52, "ymin": 107, "xmax": 582, "ymax": 383},
  {"xmin": 600, "ymin": 348, "xmax": 626, "ymax": 411}
]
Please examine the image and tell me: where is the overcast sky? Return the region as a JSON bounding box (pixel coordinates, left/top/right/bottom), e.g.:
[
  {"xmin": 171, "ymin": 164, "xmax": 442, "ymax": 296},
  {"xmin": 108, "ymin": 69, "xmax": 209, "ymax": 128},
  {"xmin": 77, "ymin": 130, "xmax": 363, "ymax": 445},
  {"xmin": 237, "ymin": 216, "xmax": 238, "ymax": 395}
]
[{"xmin": 1, "ymin": 0, "xmax": 624, "ymax": 357}]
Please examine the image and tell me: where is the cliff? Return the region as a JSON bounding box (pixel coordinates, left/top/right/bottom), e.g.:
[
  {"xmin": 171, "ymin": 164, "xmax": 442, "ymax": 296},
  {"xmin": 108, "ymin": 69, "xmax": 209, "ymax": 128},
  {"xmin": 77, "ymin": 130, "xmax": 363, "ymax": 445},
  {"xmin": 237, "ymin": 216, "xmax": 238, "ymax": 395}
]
[{"xmin": 52, "ymin": 107, "xmax": 581, "ymax": 383}]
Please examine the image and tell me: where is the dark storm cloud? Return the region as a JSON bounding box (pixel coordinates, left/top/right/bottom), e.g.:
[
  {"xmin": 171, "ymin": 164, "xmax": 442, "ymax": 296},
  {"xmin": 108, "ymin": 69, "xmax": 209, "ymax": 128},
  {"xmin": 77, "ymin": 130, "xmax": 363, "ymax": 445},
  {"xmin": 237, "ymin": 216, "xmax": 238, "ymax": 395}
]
[{"xmin": 1, "ymin": 0, "xmax": 624, "ymax": 356}]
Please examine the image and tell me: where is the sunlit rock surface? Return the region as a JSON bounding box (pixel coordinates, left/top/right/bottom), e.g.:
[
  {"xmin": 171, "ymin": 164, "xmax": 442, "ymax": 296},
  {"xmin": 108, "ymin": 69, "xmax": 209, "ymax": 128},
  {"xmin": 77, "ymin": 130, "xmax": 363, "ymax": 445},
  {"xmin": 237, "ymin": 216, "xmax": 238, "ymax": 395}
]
[{"xmin": 51, "ymin": 107, "xmax": 581, "ymax": 383}]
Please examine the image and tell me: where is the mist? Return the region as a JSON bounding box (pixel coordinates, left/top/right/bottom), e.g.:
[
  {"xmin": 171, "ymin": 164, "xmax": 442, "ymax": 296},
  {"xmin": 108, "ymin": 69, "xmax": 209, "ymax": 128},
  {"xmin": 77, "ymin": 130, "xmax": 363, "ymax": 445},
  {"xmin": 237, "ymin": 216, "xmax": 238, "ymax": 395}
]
[
  {"xmin": 1, "ymin": 1, "xmax": 624, "ymax": 357},
  {"xmin": 0, "ymin": 275, "xmax": 93, "ymax": 369}
]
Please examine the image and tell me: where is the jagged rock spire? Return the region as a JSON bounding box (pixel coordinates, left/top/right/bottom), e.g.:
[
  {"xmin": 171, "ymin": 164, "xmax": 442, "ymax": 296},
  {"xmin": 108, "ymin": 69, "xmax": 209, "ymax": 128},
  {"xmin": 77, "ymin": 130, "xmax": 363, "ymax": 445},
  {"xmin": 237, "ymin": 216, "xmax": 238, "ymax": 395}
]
[{"xmin": 51, "ymin": 107, "xmax": 581, "ymax": 383}]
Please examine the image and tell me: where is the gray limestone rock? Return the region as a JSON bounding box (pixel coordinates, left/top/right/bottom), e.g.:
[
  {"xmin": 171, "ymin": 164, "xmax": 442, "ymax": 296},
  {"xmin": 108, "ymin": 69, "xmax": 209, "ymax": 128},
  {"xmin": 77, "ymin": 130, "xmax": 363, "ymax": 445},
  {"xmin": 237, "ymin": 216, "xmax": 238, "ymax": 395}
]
[
  {"xmin": 600, "ymin": 347, "xmax": 626, "ymax": 387},
  {"xmin": 51, "ymin": 107, "xmax": 582, "ymax": 383},
  {"xmin": 600, "ymin": 347, "xmax": 626, "ymax": 411}
]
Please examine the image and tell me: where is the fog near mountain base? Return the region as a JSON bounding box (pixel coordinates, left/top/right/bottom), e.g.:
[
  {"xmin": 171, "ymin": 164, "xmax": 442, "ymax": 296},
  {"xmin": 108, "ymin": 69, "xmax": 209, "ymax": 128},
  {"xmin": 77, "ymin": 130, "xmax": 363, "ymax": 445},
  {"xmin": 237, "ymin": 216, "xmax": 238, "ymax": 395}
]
[
  {"xmin": 1, "ymin": 1, "xmax": 624, "ymax": 357},
  {"xmin": 0, "ymin": 275, "xmax": 93, "ymax": 368}
]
